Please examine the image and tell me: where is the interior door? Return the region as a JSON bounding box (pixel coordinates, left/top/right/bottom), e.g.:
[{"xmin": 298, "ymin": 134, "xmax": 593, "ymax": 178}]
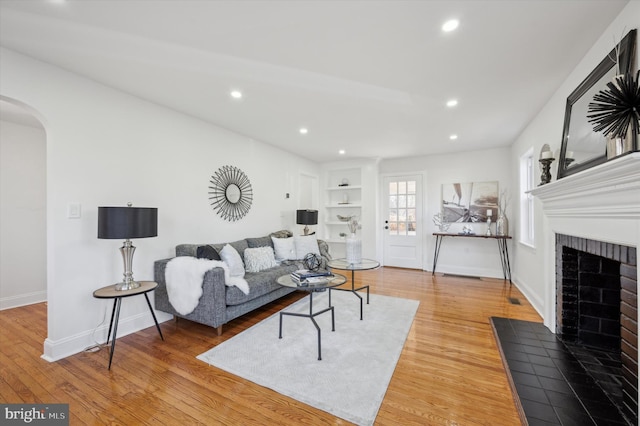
[{"xmin": 383, "ymin": 175, "xmax": 423, "ymax": 269}]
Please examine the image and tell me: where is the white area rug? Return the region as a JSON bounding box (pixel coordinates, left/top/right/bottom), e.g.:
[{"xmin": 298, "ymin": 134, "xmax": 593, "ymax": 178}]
[{"xmin": 197, "ymin": 290, "xmax": 419, "ymax": 426}]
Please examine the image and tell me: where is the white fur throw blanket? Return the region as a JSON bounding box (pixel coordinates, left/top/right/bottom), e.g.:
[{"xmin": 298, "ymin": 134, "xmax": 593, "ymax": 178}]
[{"xmin": 165, "ymin": 257, "xmax": 249, "ymax": 315}]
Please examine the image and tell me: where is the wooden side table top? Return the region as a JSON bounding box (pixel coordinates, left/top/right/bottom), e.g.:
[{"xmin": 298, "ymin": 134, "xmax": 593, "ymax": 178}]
[{"xmin": 93, "ymin": 281, "xmax": 158, "ymax": 299}]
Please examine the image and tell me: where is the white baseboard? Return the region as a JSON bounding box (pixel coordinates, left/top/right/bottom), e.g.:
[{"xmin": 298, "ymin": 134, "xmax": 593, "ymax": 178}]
[
  {"xmin": 42, "ymin": 310, "xmax": 172, "ymax": 362},
  {"xmin": 0, "ymin": 291, "xmax": 46, "ymax": 311},
  {"xmin": 511, "ymin": 275, "xmax": 545, "ymax": 321},
  {"xmin": 431, "ymin": 263, "xmax": 506, "ymax": 280}
]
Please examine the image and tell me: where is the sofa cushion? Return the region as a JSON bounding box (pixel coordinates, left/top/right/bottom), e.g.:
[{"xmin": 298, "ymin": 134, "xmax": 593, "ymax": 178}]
[
  {"xmin": 244, "ymin": 247, "xmax": 278, "ymax": 273},
  {"xmin": 219, "ymin": 244, "xmax": 245, "ymax": 277},
  {"xmin": 246, "ymin": 236, "xmax": 273, "ymax": 249},
  {"xmin": 226, "ymin": 264, "xmax": 298, "ymax": 306},
  {"xmin": 196, "ymin": 244, "xmax": 221, "ymax": 260}
]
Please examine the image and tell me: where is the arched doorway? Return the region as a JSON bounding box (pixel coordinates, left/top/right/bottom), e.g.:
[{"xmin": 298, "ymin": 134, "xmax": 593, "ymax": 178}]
[{"xmin": 0, "ymin": 98, "xmax": 47, "ymax": 313}]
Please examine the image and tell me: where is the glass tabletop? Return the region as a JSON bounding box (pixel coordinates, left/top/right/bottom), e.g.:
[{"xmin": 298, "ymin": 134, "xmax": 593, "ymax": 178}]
[{"xmin": 327, "ymin": 258, "xmax": 380, "ymax": 271}]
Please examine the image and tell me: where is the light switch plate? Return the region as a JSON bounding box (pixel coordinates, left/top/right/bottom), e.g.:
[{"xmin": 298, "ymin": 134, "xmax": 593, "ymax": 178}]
[{"xmin": 67, "ymin": 202, "xmax": 81, "ymax": 219}]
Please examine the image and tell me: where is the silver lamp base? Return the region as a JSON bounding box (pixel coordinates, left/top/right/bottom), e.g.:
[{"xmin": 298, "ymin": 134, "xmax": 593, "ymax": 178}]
[
  {"xmin": 115, "ymin": 239, "xmax": 140, "ymax": 291},
  {"xmin": 115, "ymin": 280, "xmax": 141, "ymax": 291}
]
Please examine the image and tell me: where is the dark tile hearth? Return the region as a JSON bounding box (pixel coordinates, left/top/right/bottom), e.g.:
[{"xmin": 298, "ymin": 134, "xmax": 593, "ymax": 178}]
[{"xmin": 492, "ymin": 317, "xmax": 633, "ymax": 426}]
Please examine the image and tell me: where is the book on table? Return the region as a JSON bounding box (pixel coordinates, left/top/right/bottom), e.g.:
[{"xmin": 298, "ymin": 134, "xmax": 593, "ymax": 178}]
[
  {"xmin": 290, "ymin": 270, "xmax": 332, "ymax": 286},
  {"xmin": 291, "ymin": 269, "xmax": 332, "ymax": 280}
]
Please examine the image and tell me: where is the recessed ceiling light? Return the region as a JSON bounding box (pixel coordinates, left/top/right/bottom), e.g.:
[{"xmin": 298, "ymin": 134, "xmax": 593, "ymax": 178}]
[
  {"xmin": 230, "ymin": 90, "xmax": 242, "ymax": 99},
  {"xmin": 446, "ymin": 99, "xmax": 458, "ymax": 107},
  {"xmin": 299, "ymin": 128, "xmax": 308, "ymax": 135},
  {"xmin": 339, "ymin": 149, "xmax": 346, "ymax": 155},
  {"xmin": 449, "ymin": 134, "xmax": 458, "ymax": 140},
  {"xmin": 442, "ymin": 19, "xmax": 459, "ymax": 32}
]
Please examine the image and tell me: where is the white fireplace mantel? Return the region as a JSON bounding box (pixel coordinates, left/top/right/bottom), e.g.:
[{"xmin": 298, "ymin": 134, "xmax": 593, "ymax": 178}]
[
  {"xmin": 530, "ymin": 152, "xmax": 640, "ymax": 220},
  {"xmin": 529, "ymin": 152, "xmax": 639, "ymax": 333}
]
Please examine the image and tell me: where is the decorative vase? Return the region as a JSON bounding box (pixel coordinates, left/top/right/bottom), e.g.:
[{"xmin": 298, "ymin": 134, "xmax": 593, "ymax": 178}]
[
  {"xmin": 496, "ymin": 215, "xmax": 509, "ymax": 236},
  {"xmin": 346, "ymin": 233, "xmax": 362, "ymax": 264}
]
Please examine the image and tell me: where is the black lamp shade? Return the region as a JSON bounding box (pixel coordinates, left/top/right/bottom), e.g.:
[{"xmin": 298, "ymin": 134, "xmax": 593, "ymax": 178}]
[
  {"xmin": 296, "ymin": 209, "xmax": 318, "ymax": 226},
  {"xmin": 98, "ymin": 206, "xmax": 158, "ymax": 239}
]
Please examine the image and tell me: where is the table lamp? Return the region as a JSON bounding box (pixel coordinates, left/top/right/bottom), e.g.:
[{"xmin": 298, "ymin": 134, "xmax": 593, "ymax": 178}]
[
  {"xmin": 296, "ymin": 209, "xmax": 318, "ymax": 236},
  {"xmin": 98, "ymin": 203, "xmax": 158, "ymax": 291}
]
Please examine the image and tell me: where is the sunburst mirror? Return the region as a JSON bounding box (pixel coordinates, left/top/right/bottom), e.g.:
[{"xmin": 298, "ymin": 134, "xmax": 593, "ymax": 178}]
[{"xmin": 208, "ymin": 165, "xmax": 253, "ymax": 221}]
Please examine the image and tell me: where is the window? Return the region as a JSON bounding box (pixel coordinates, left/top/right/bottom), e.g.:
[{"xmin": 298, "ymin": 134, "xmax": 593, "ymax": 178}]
[
  {"xmin": 519, "ymin": 148, "xmax": 535, "ymax": 247},
  {"xmin": 387, "ymin": 179, "xmax": 417, "ymax": 236}
]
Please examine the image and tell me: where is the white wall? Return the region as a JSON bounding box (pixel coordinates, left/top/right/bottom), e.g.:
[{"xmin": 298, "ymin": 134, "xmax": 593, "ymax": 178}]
[
  {"xmin": 380, "ymin": 147, "xmax": 513, "ymax": 278},
  {"xmin": 510, "ymin": 1, "xmax": 640, "ymax": 319},
  {"xmin": 0, "ymin": 119, "xmax": 47, "ymax": 309},
  {"xmin": 0, "ymin": 47, "xmax": 320, "ymax": 361}
]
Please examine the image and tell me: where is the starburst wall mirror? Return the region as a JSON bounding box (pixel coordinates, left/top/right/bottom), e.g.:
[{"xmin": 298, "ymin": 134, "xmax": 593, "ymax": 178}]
[{"xmin": 208, "ymin": 165, "xmax": 253, "ymax": 221}]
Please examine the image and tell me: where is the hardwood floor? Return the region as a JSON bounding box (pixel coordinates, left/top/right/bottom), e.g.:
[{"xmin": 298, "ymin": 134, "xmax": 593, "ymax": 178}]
[{"xmin": 1, "ymin": 268, "xmax": 541, "ymax": 425}]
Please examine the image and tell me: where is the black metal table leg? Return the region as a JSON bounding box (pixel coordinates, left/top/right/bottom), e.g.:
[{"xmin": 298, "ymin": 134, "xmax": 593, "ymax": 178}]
[
  {"xmin": 329, "ymin": 269, "xmax": 369, "ymax": 320},
  {"xmin": 279, "ymin": 291, "xmax": 335, "ymax": 360},
  {"xmin": 497, "ymin": 238, "xmax": 512, "ymax": 285},
  {"xmin": 432, "ymin": 235, "xmax": 443, "ymax": 275},
  {"xmin": 108, "ymin": 298, "xmax": 122, "ymax": 370},
  {"xmin": 144, "ymin": 293, "xmax": 164, "ymax": 340},
  {"xmin": 106, "ymin": 298, "xmax": 118, "ymax": 345}
]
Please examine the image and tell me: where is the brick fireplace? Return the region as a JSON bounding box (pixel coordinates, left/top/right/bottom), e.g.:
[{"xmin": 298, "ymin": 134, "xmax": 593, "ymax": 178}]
[
  {"xmin": 531, "ymin": 153, "xmax": 640, "ymax": 424},
  {"xmin": 556, "ymin": 234, "xmax": 637, "ymax": 422}
]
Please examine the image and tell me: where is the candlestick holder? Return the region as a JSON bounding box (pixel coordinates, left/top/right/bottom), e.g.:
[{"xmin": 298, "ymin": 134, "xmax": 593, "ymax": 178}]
[
  {"xmin": 539, "ymin": 158, "xmax": 555, "ymax": 185},
  {"xmin": 486, "ymin": 217, "xmax": 492, "ymax": 236}
]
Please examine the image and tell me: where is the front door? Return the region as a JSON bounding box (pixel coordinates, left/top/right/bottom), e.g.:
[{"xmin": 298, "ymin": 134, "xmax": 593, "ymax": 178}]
[{"xmin": 382, "ymin": 175, "xmax": 423, "ymax": 269}]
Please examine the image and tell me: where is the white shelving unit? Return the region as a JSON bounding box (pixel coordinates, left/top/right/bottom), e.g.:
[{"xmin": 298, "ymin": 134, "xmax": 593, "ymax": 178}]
[{"xmin": 323, "ymin": 168, "xmax": 362, "ymax": 255}]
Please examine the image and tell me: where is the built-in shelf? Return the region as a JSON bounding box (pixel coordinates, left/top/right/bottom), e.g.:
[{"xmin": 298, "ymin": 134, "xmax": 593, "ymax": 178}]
[
  {"xmin": 326, "ymin": 185, "xmax": 362, "ymax": 191},
  {"xmin": 326, "ymin": 203, "xmax": 362, "ymax": 208},
  {"xmin": 323, "ymin": 167, "xmax": 363, "ymax": 257}
]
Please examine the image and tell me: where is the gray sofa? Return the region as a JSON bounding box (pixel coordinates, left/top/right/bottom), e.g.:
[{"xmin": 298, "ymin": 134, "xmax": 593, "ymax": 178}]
[{"xmin": 154, "ymin": 230, "xmax": 330, "ymax": 335}]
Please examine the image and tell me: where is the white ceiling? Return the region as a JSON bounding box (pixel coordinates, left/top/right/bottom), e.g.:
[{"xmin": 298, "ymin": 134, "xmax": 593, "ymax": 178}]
[{"xmin": 0, "ymin": 0, "xmax": 628, "ymax": 162}]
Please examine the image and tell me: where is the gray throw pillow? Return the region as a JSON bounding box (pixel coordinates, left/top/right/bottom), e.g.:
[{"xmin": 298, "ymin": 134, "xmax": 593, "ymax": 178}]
[{"xmin": 196, "ymin": 245, "xmax": 221, "ymax": 260}]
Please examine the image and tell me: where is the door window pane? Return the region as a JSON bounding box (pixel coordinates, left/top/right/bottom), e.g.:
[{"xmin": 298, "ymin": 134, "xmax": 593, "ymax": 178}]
[{"xmin": 398, "ymin": 222, "xmax": 407, "ymax": 235}]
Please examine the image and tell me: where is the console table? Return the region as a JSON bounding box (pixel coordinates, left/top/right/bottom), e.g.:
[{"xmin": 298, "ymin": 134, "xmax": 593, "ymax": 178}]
[{"xmin": 432, "ymin": 233, "xmax": 512, "ymax": 284}]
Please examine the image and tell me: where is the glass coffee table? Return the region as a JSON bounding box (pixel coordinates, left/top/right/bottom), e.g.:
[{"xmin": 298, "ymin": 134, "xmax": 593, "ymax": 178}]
[
  {"xmin": 277, "ymin": 273, "xmax": 347, "ymax": 360},
  {"xmin": 326, "ymin": 258, "xmax": 380, "ymax": 320}
]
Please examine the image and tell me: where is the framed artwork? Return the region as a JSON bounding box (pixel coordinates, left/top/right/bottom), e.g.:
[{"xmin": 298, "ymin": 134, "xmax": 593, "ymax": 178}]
[{"xmin": 441, "ymin": 181, "xmax": 498, "ymax": 223}]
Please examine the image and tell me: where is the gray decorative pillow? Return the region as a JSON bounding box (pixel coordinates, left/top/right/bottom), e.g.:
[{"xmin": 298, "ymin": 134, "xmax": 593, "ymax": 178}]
[
  {"xmin": 244, "ymin": 247, "xmax": 278, "ymax": 272},
  {"xmin": 246, "ymin": 236, "xmax": 273, "ymax": 249},
  {"xmin": 196, "ymin": 245, "xmax": 221, "ymax": 260}
]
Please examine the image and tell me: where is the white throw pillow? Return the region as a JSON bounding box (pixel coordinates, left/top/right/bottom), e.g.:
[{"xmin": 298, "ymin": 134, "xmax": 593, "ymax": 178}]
[
  {"xmin": 271, "ymin": 236, "xmax": 297, "ymax": 261},
  {"xmin": 219, "ymin": 244, "xmax": 245, "ymax": 277},
  {"xmin": 244, "ymin": 247, "xmax": 278, "ymax": 273},
  {"xmin": 294, "ymin": 234, "xmax": 321, "ymax": 260}
]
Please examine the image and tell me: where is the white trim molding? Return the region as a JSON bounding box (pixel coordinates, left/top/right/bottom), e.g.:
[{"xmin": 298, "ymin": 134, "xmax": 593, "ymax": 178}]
[{"xmin": 529, "ymin": 152, "xmax": 639, "ymax": 332}]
